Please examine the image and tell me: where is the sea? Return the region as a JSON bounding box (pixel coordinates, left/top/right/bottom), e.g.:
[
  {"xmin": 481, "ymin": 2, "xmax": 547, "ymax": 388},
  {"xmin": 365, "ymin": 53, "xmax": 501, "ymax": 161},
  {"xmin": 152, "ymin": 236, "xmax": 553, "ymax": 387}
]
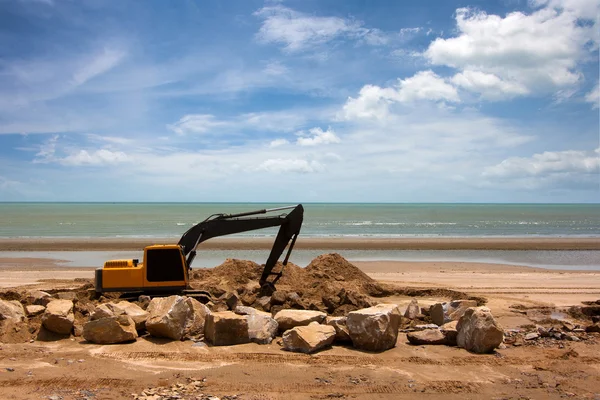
[
  {"xmin": 1, "ymin": 203, "xmax": 599, "ymax": 269},
  {"xmin": 1, "ymin": 202, "xmax": 599, "ymax": 238}
]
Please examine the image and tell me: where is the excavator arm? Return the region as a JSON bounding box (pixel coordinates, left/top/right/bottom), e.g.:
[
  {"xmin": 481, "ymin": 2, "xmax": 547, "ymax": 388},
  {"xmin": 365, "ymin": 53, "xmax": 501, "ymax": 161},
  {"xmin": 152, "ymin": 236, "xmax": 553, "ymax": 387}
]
[{"xmin": 178, "ymin": 204, "xmax": 304, "ymax": 287}]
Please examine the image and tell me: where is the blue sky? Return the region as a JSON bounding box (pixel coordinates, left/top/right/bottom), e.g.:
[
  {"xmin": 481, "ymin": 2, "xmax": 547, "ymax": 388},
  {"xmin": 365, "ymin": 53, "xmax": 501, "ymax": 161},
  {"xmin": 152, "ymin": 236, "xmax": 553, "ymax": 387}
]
[{"xmin": 0, "ymin": 0, "xmax": 598, "ymax": 202}]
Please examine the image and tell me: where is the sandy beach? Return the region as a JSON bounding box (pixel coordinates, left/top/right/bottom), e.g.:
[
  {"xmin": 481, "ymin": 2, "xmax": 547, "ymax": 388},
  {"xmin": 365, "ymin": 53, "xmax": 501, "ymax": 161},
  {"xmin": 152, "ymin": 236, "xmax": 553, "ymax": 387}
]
[{"xmin": 0, "ymin": 237, "xmax": 598, "ymax": 399}]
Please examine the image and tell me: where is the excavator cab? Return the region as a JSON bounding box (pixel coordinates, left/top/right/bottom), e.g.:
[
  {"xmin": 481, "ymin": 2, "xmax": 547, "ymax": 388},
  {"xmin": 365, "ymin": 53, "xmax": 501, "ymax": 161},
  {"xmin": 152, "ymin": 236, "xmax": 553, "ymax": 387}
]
[{"xmin": 95, "ymin": 204, "xmax": 304, "ymax": 295}]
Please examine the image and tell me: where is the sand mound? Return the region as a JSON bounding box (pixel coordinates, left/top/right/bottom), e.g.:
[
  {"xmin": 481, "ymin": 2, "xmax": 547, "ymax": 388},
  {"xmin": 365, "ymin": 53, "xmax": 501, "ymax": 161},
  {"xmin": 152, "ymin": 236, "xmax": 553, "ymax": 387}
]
[{"xmin": 191, "ymin": 253, "xmax": 385, "ymax": 315}]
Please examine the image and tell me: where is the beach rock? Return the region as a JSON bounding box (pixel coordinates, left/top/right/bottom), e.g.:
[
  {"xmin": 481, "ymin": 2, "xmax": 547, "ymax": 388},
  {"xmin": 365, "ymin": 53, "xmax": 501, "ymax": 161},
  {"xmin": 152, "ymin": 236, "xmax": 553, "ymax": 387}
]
[
  {"xmin": 347, "ymin": 303, "xmax": 401, "ymax": 352},
  {"xmin": 407, "ymin": 329, "xmax": 447, "ymax": 345},
  {"xmin": 234, "ymin": 306, "xmax": 263, "ymax": 316},
  {"xmin": 270, "ymin": 291, "xmax": 286, "ymax": 305},
  {"xmin": 274, "ymin": 310, "xmax": 327, "ymax": 332},
  {"xmin": 145, "ymin": 296, "xmax": 209, "ymax": 340},
  {"xmin": 326, "ymin": 316, "xmax": 351, "ymax": 342},
  {"xmin": 282, "ymin": 322, "xmax": 336, "ymax": 354},
  {"xmin": 585, "ymin": 323, "xmax": 600, "ymax": 333},
  {"xmin": 0, "ymin": 300, "xmax": 26, "ymax": 322},
  {"xmin": 138, "ymin": 295, "xmax": 151, "ymax": 310},
  {"xmin": 222, "ymin": 292, "xmax": 239, "ymax": 310},
  {"xmin": 208, "ymin": 300, "xmax": 229, "ymax": 313},
  {"xmin": 56, "ymin": 292, "xmax": 76, "ymax": 301},
  {"xmin": 42, "ymin": 300, "xmax": 74, "ymax": 335},
  {"xmin": 254, "ymin": 296, "xmax": 271, "ymax": 312},
  {"xmin": 414, "ymin": 324, "xmax": 439, "ymax": 331},
  {"xmin": 91, "ymin": 302, "xmax": 149, "ymax": 331},
  {"xmin": 83, "ymin": 315, "xmax": 138, "ymax": 344},
  {"xmin": 525, "ymin": 332, "xmax": 540, "ymax": 340},
  {"xmin": 204, "ymin": 311, "xmax": 249, "ymax": 346},
  {"xmin": 73, "ymin": 322, "xmax": 84, "ymax": 337},
  {"xmin": 440, "ymin": 321, "xmax": 458, "ymax": 346},
  {"xmin": 404, "ymin": 299, "xmax": 420, "ymax": 320},
  {"xmin": 246, "ymin": 312, "xmax": 278, "ymax": 344},
  {"xmin": 456, "ymin": 307, "xmax": 504, "ymax": 354},
  {"xmin": 25, "ymin": 305, "xmax": 45, "ymax": 317},
  {"xmin": 430, "ymin": 303, "xmax": 445, "ymax": 326},
  {"xmin": 25, "ymin": 290, "xmax": 52, "ymax": 306},
  {"xmin": 286, "ymin": 292, "xmax": 304, "ymax": 308},
  {"xmin": 447, "ymin": 300, "xmax": 478, "ymax": 321}
]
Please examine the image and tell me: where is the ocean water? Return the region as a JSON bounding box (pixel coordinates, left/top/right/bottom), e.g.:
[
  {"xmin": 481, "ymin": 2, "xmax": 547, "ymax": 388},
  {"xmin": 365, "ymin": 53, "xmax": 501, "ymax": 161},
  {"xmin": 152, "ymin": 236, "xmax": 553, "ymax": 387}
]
[{"xmin": 0, "ymin": 202, "xmax": 599, "ymax": 238}]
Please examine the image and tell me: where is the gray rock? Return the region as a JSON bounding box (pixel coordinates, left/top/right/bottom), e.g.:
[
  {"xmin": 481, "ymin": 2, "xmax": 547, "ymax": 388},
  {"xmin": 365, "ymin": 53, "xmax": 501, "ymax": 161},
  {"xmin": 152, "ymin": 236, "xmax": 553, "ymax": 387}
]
[
  {"xmin": 407, "ymin": 329, "xmax": 447, "ymax": 345},
  {"xmin": 525, "ymin": 332, "xmax": 540, "ymax": 340},
  {"xmin": 430, "ymin": 303, "xmax": 445, "ymax": 326},
  {"xmin": 404, "ymin": 298, "xmax": 420, "ymax": 319},
  {"xmin": 282, "ymin": 322, "xmax": 336, "ymax": 354},
  {"xmin": 223, "ymin": 292, "xmax": 239, "ymax": 310},
  {"xmin": 0, "ymin": 300, "xmax": 26, "ymax": 322},
  {"xmin": 247, "ymin": 312, "xmax": 278, "ymax": 344},
  {"xmin": 83, "ymin": 315, "xmax": 138, "ymax": 344},
  {"xmin": 347, "ymin": 303, "xmax": 401, "ymax": 352},
  {"xmin": 204, "ymin": 311, "xmax": 249, "ymax": 346},
  {"xmin": 274, "ymin": 310, "xmax": 327, "ymax": 332},
  {"xmin": 456, "ymin": 307, "xmax": 504, "ymax": 354},
  {"xmin": 326, "ymin": 316, "xmax": 351, "ymax": 342},
  {"xmin": 92, "ymin": 301, "xmax": 149, "ymax": 331},
  {"xmin": 42, "ymin": 300, "xmax": 74, "ymax": 335}
]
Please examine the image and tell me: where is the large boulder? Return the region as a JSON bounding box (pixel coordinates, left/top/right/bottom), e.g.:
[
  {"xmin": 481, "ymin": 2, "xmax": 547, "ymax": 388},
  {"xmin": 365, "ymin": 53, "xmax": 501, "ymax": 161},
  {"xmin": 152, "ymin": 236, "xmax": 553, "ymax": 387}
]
[
  {"xmin": 91, "ymin": 301, "xmax": 150, "ymax": 331},
  {"xmin": 326, "ymin": 316, "xmax": 351, "ymax": 343},
  {"xmin": 42, "ymin": 300, "xmax": 74, "ymax": 335},
  {"xmin": 83, "ymin": 315, "xmax": 138, "ymax": 344},
  {"xmin": 407, "ymin": 329, "xmax": 447, "ymax": 345},
  {"xmin": 404, "ymin": 298, "xmax": 420, "ymax": 319},
  {"xmin": 274, "ymin": 310, "xmax": 327, "ymax": 332},
  {"xmin": 447, "ymin": 300, "xmax": 478, "ymax": 321},
  {"xmin": 246, "ymin": 312, "xmax": 278, "ymax": 344},
  {"xmin": 145, "ymin": 296, "xmax": 210, "ymax": 340},
  {"xmin": 430, "ymin": 303, "xmax": 445, "ymax": 326},
  {"xmin": 282, "ymin": 322, "xmax": 336, "ymax": 354},
  {"xmin": 204, "ymin": 311, "xmax": 249, "ymax": 346},
  {"xmin": 456, "ymin": 307, "xmax": 503, "ymax": 354},
  {"xmin": 0, "ymin": 300, "xmax": 26, "ymax": 322},
  {"xmin": 346, "ymin": 303, "xmax": 401, "ymax": 352},
  {"xmin": 25, "ymin": 290, "xmax": 52, "ymax": 306}
]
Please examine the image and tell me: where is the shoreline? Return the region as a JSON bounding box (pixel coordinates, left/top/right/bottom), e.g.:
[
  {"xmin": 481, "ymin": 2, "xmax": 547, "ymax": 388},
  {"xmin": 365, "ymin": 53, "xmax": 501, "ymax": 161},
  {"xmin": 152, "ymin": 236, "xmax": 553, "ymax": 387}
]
[{"xmin": 0, "ymin": 236, "xmax": 599, "ymax": 251}]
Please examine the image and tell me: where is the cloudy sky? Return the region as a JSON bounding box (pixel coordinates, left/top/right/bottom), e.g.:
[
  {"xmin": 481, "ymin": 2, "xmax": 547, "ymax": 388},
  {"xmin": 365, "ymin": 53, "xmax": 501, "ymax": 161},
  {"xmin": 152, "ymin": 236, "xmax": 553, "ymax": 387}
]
[{"xmin": 0, "ymin": 0, "xmax": 598, "ymax": 202}]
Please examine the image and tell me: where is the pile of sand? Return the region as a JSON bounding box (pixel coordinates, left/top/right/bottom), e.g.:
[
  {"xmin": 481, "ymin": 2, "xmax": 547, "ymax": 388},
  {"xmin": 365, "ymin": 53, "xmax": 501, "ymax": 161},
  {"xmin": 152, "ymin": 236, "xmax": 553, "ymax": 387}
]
[{"xmin": 191, "ymin": 253, "xmax": 388, "ymax": 315}]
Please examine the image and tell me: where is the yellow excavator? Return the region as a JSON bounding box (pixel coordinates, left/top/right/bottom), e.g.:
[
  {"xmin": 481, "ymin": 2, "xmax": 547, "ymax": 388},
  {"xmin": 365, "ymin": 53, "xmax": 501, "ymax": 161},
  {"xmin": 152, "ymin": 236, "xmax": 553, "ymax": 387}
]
[{"xmin": 94, "ymin": 204, "xmax": 304, "ymax": 298}]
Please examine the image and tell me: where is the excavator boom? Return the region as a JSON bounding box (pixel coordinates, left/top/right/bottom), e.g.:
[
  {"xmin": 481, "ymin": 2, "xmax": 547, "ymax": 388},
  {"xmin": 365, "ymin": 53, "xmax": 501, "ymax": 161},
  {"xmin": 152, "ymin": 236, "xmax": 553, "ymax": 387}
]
[{"xmin": 178, "ymin": 204, "xmax": 304, "ymax": 287}]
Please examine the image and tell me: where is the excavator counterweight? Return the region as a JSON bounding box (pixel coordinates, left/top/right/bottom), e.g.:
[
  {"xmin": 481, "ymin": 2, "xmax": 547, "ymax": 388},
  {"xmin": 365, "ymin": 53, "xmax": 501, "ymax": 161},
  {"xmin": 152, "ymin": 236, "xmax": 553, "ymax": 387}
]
[{"xmin": 94, "ymin": 204, "xmax": 304, "ymax": 297}]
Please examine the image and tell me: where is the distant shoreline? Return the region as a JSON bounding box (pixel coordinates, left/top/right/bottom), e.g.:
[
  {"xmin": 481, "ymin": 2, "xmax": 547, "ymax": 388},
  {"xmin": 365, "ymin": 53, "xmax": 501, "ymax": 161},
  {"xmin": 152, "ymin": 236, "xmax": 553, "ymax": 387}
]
[{"xmin": 0, "ymin": 237, "xmax": 598, "ymax": 251}]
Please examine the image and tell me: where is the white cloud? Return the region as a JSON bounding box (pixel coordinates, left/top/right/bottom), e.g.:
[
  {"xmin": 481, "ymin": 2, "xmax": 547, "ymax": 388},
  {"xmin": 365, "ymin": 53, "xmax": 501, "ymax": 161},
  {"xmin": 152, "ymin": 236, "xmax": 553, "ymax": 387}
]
[
  {"xmin": 425, "ymin": 5, "xmax": 598, "ymax": 98},
  {"xmin": 60, "ymin": 149, "xmax": 130, "ymax": 166},
  {"xmin": 254, "ymin": 5, "xmax": 387, "ymax": 51},
  {"xmin": 269, "ymin": 138, "xmax": 289, "ymax": 147},
  {"xmin": 452, "ymin": 70, "xmax": 529, "ymax": 100},
  {"xmin": 257, "ymin": 158, "xmax": 324, "ymax": 173},
  {"xmin": 585, "ymin": 83, "xmax": 599, "ymax": 109},
  {"xmin": 167, "ymin": 114, "xmax": 228, "ymax": 135},
  {"xmin": 296, "ymin": 127, "xmax": 341, "ymax": 146},
  {"xmin": 71, "ymin": 47, "xmax": 126, "ymax": 87},
  {"xmin": 483, "ymin": 148, "xmax": 600, "ymax": 188},
  {"xmin": 342, "ymin": 71, "xmax": 459, "ymax": 120}
]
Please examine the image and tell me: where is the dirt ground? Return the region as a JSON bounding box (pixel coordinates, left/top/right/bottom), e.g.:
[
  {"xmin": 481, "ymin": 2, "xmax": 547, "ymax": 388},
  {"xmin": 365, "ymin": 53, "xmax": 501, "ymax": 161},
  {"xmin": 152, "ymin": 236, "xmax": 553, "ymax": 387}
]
[{"xmin": 0, "ymin": 255, "xmax": 599, "ymax": 399}]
